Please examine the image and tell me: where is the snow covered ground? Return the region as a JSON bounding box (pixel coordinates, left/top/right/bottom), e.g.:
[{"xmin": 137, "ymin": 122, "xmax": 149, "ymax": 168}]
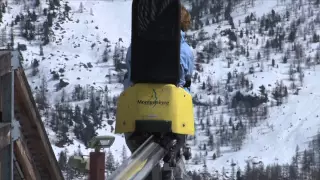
[
  {"xmin": 3, "ymin": 0, "xmax": 320, "ymax": 178},
  {"xmin": 8, "ymin": 0, "xmax": 134, "ymax": 162},
  {"xmin": 184, "ymin": 0, "xmax": 320, "ymax": 175}
]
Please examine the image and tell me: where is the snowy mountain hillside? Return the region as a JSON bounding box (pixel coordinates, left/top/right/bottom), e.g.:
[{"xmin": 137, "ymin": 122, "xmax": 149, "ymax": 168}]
[
  {"xmin": 3, "ymin": 0, "xmax": 320, "ymax": 179},
  {"xmin": 2, "ymin": 0, "xmax": 134, "ymax": 171},
  {"xmin": 183, "ymin": 0, "xmax": 320, "ymax": 178}
]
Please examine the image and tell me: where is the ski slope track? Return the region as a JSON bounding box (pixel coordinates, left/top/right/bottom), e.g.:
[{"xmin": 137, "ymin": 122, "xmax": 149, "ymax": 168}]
[{"xmin": 3, "ymin": 0, "xmax": 320, "ymax": 178}]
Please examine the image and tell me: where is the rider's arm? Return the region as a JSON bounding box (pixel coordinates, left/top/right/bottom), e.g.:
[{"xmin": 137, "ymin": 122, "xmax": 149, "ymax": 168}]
[
  {"xmin": 123, "ymin": 45, "xmax": 132, "ymax": 89},
  {"xmin": 179, "ymin": 44, "xmax": 193, "ymax": 90}
]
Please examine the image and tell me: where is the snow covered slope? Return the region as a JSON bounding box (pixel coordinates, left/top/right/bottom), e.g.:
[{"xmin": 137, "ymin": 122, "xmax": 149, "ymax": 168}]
[
  {"xmin": 3, "ymin": 0, "xmax": 320, "ymax": 178},
  {"xmin": 184, "ymin": 0, "xmax": 320, "ymax": 176},
  {"xmin": 8, "ymin": 0, "xmax": 134, "ymax": 163}
]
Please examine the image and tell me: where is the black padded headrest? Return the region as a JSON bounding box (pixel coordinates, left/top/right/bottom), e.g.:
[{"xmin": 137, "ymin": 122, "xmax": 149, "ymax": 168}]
[{"xmin": 130, "ymin": 0, "xmax": 181, "ymax": 85}]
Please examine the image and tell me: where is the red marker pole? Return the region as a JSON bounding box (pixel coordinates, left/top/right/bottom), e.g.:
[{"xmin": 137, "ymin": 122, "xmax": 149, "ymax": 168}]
[{"xmin": 89, "ymin": 149, "xmax": 105, "ymax": 180}]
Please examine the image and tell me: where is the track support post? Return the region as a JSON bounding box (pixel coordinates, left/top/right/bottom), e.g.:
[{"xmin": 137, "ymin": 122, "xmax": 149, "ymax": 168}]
[{"xmin": 89, "ymin": 150, "xmax": 105, "ymax": 180}]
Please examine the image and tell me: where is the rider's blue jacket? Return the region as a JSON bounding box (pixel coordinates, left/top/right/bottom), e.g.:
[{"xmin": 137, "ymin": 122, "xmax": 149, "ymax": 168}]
[{"xmin": 123, "ymin": 30, "xmax": 194, "ymax": 92}]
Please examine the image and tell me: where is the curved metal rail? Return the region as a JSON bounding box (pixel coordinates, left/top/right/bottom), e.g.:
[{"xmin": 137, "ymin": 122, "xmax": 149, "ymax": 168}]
[{"xmin": 108, "ymin": 135, "xmax": 166, "ymax": 180}]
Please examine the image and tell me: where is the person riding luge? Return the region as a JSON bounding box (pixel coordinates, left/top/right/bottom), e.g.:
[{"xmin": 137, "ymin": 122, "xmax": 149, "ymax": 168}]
[
  {"xmin": 122, "ymin": 4, "xmax": 194, "ymax": 180},
  {"xmin": 123, "ymin": 5, "xmax": 194, "ymax": 93}
]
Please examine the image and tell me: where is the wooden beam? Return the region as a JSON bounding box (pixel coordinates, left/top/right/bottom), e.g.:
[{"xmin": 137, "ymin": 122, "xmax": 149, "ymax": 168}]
[
  {"xmin": 14, "ymin": 105, "xmax": 48, "ymax": 174},
  {"xmin": 1, "ymin": 70, "xmax": 14, "ymax": 180},
  {"xmin": 13, "ymin": 107, "xmax": 43, "ymax": 180},
  {"xmin": 14, "ymin": 139, "xmax": 41, "ymax": 180},
  {"xmin": 24, "ymin": 134, "xmax": 41, "ymax": 140},
  {"xmin": 0, "ymin": 123, "xmax": 10, "ymax": 150},
  {"xmin": 0, "ymin": 52, "xmax": 12, "ymax": 77},
  {"xmin": 14, "ymin": 68, "xmax": 64, "ymax": 180}
]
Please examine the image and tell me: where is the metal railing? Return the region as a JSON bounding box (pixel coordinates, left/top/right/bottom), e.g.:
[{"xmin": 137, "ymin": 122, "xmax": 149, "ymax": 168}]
[{"xmin": 108, "ymin": 135, "xmax": 191, "ymax": 180}]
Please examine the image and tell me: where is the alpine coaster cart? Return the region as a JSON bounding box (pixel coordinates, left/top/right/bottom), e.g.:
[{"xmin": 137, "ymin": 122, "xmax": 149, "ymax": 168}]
[{"xmin": 109, "ymin": 0, "xmax": 194, "ymax": 179}]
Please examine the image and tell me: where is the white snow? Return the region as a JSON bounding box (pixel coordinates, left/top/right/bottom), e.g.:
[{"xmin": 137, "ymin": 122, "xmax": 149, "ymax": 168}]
[{"xmin": 3, "ymin": 0, "xmax": 320, "ymax": 178}]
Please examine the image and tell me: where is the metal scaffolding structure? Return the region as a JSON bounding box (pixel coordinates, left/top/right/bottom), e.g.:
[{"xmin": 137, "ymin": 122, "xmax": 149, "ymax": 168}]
[
  {"xmin": 0, "ymin": 50, "xmax": 20, "ymax": 180},
  {"xmin": 0, "ymin": 50, "xmax": 64, "ymax": 180}
]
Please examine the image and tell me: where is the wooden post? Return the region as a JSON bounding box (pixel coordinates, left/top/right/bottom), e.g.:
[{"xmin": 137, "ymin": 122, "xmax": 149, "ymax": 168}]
[
  {"xmin": 0, "ymin": 71, "xmax": 14, "ymax": 180},
  {"xmin": 89, "ymin": 151, "xmax": 105, "ymax": 180}
]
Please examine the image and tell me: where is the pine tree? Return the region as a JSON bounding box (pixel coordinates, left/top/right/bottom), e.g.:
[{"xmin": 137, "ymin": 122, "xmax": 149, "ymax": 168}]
[
  {"xmin": 113, "ymin": 43, "xmax": 121, "ymax": 71},
  {"xmin": 212, "ymin": 153, "xmax": 216, "ymax": 160},
  {"xmin": 53, "ymin": 0, "xmax": 60, "ymax": 7},
  {"xmin": 35, "ymin": 75, "xmax": 48, "ymax": 110},
  {"xmin": 102, "ymin": 46, "xmax": 109, "ymax": 62},
  {"xmin": 58, "ymin": 150, "xmax": 68, "ymax": 171},
  {"xmin": 40, "ymin": 44, "xmax": 43, "ymax": 56},
  {"xmin": 47, "ymin": 12, "xmax": 53, "ymax": 27},
  {"xmin": 257, "ymin": 52, "xmax": 261, "ymax": 60},
  {"xmin": 80, "ymin": 106, "xmax": 97, "ymax": 146},
  {"xmin": 193, "ymin": 153, "xmax": 200, "ymax": 165},
  {"xmin": 236, "ymin": 167, "xmax": 242, "ymax": 180},
  {"xmin": 64, "ymin": 3, "xmax": 71, "ymax": 18},
  {"xmin": 73, "ymin": 105, "xmax": 82, "ymax": 124},
  {"xmin": 43, "ymin": 21, "xmax": 50, "ymax": 45},
  {"xmin": 221, "ymin": 167, "xmax": 226, "ymax": 178},
  {"xmin": 35, "ymin": 0, "xmax": 40, "ymax": 7},
  {"xmin": 73, "ymin": 105, "xmax": 84, "ymax": 141},
  {"xmin": 231, "ymin": 159, "xmax": 235, "ymax": 180},
  {"xmin": 106, "ymin": 150, "xmax": 116, "ymax": 175},
  {"xmin": 0, "ymin": 9, "xmax": 2, "ymax": 23},
  {"xmin": 121, "ymin": 145, "xmax": 128, "ymax": 163},
  {"xmin": 88, "ymin": 89, "xmax": 101, "ymax": 127},
  {"xmin": 79, "ymin": 2, "xmax": 83, "ymax": 13},
  {"xmin": 208, "ymin": 134, "xmax": 214, "ymax": 151},
  {"xmin": 217, "ymin": 96, "xmax": 222, "ymax": 105},
  {"xmin": 202, "ymin": 159, "xmax": 208, "ymax": 173},
  {"xmin": 289, "ymin": 160, "xmax": 299, "ymax": 180},
  {"xmin": 1, "ymin": 28, "xmax": 7, "ymax": 46},
  {"xmin": 1, "ymin": 4, "xmax": 5, "ymax": 13},
  {"xmin": 216, "ymin": 140, "xmax": 221, "ymax": 157},
  {"xmin": 301, "ymin": 150, "xmax": 311, "ymax": 173},
  {"xmin": 55, "ymin": 105, "xmax": 71, "ymax": 147},
  {"xmin": 244, "ymin": 161, "xmax": 251, "ymax": 179}
]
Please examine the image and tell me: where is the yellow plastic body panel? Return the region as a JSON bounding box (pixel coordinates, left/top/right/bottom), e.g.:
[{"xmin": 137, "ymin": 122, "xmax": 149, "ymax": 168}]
[{"xmin": 115, "ymin": 83, "xmax": 194, "ymax": 135}]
